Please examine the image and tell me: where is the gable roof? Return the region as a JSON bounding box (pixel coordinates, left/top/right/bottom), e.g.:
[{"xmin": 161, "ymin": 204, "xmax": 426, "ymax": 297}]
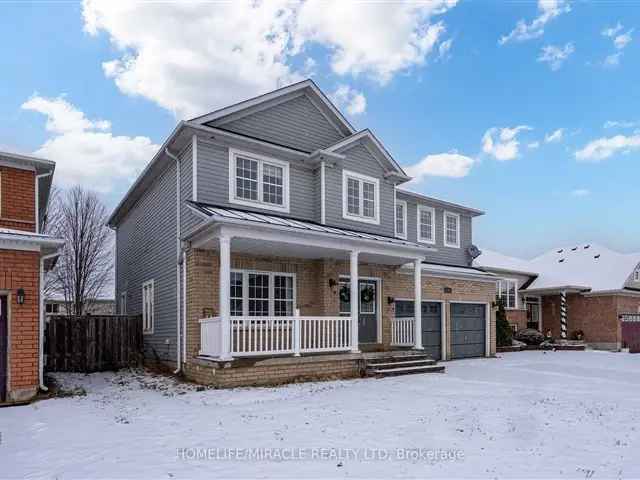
[
  {"xmin": 322, "ymin": 129, "xmax": 409, "ymax": 180},
  {"xmin": 190, "ymin": 79, "xmax": 355, "ymax": 137},
  {"xmin": 476, "ymin": 243, "xmax": 640, "ymax": 293}
]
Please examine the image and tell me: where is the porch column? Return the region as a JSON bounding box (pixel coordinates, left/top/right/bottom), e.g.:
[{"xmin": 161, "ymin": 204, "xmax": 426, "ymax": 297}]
[
  {"xmin": 219, "ymin": 235, "xmax": 233, "ymax": 360},
  {"xmin": 350, "ymin": 250, "xmax": 359, "ymax": 353},
  {"xmin": 560, "ymin": 290, "xmax": 567, "ymax": 340},
  {"xmin": 414, "ymin": 259, "xmax": 423, "ymax": 350}
]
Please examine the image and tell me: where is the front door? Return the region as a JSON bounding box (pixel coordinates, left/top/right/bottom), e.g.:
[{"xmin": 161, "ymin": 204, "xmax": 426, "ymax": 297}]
[
  {"xmin": 0, "ymin": 296, "xmax": 8, "ymax": 402},
  {"xmin": 340, "ymin": 279, "xmax": 378, "ymax": 344}
]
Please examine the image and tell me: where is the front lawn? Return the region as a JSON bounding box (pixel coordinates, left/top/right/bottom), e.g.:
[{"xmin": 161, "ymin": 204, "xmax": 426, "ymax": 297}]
[{"xmin": 2, "ymin": 351, "xmax": 640, "ymax": 479}]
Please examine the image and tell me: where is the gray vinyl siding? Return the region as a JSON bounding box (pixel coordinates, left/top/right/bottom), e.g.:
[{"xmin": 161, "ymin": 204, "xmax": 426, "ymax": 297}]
[
  {"xmin": 179, "ymin": 141, "xmax": 201, "ymax": 235},
  {"xmin": 398, "ymin": 192, "xmax": 473, "ymax": 267},
  {"xmin": 212, "ymin": 94, "xmax": 345, "ymax": 152},
  {"xmin": 116, "ymin": 161, "xmax": 178, "ymax": 364},
  {"xmin": 197, "ymin": 139, "xmax": 316, "ymax": 220},
  {"xmin": 324, "ymin": 144, "xmax": 396, "ymax": 237}
]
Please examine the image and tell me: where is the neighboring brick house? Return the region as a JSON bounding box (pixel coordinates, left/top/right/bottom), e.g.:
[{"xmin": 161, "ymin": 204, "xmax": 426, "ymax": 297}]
[
  {"xmin": 476, "ymin": 244, "xmax": 640, "ymax": 350},
  {"xmin": 108, "ymin": 80, "xmax": 497, "ymax": 387},
  {"xmin": 0, "ymin": 151, "xmax": 63, "ymax": 404}
]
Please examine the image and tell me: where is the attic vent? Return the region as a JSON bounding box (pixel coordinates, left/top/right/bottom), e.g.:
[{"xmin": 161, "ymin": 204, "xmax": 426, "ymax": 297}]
[
  {"xmin": 559, "ymin": 258, "xmax": 565, "ymax": 263},
  {"xmin": 571, "ymin": 247, "xmax": 578, "ymax": 251},
  {"xmin": 557, "ymin": 249, "xmax": 564, "ymax": 254},
  {"xmin": 594, "ymin": 254, "xmax": 601, "ymax": 259},
  {"xmin": 584, "ymin": 244, "xmax": 591, "ymax": 249}
]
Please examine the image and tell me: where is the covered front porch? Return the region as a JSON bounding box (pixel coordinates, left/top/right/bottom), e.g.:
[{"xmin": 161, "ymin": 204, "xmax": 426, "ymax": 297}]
[{"xmin": 184, "ymin": 204, "xmax": 433, "ymax": 362}]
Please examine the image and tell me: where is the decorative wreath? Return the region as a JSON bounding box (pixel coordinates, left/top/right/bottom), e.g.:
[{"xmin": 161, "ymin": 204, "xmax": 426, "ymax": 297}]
[
  {"xmin": 360, "ymin": 284, "xmax": 375, "ymax": 304},
  {"xmin": 339, "ymin": 285, "xmax": 350, "ymax": 303}
]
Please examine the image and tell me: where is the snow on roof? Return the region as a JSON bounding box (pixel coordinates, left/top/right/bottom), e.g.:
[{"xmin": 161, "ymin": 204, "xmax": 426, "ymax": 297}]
[
  {"xmin": 477, "ymin": 243, "xmax": 640, "ymax": 293},
  {"xmin": 473, "ymin": 248, "xmax": 538, "ymax": 274}
]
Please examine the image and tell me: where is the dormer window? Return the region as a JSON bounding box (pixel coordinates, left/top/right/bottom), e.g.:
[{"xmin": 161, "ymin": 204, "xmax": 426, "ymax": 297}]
[
  {"xmin": 444, "ymin": 211, "xmax": 461, "ymax": 248},
  {"xmin": 342, "ymin": 170, "xmax": 380, "ymax": 225},
  {"xmin": 229, "ymin": 148, "xmax": 290, "ymax": 213},
  {"xmin": 395, "ymin": 199, "xmax": 407, "ymax": 239}
]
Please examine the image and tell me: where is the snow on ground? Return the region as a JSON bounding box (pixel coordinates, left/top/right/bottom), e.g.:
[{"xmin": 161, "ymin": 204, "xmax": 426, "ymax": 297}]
[{"xmin": 3, "ymin": 351, "xmax": 640, "ymax": 479}]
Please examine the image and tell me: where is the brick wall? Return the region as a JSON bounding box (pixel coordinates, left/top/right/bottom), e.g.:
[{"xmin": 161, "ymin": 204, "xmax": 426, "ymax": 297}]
[
  {"xmin": 506, "ymin": 309, "xmax": 528, "ymax": 331},
  {"xmin": 0, "ymin": 249, "xmax": 40, "ymax": 402},
  {"xmin": 0, "ymin": 166, "xmax": 36, "ymax": 232},
  {"xmin": 540, "ymin": 293, "xmax": 637, "ymax": 348}
]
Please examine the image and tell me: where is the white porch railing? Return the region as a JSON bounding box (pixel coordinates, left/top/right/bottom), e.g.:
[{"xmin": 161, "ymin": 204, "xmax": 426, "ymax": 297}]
[
  {"xmin": 391, "ymin": 317, "xmax": 415, "ymax": 346},
  {"xmin": 200, "ymin": 316, "xmax": 352, "ymax": 358}
]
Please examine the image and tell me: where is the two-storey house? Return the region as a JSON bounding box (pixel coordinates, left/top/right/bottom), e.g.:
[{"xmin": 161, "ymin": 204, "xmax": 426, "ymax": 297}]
[
  {"xmin": 0, "ymin": 150, "xmax": 63, "ymax": 404},
  {"xmin": 108, "ymin": 80, "xmax": 497, "ymax": 387}
]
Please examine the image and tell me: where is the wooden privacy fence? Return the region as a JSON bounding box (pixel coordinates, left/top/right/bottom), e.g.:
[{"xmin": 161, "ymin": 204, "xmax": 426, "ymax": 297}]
[
  {"xmin": 45, "ymin": 315, "xmax": 143, "ymax": 372},
  {"xmin": 620, "ymin": 313, "xmax": 640, "ymax": 354}
]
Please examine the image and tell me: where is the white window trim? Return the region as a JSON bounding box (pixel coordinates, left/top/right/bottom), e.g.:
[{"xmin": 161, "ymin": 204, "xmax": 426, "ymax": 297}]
[
  {"xmin": 443, "ymin": 211, "xmax": 461, "ymax": 248},
  {"xmin": 230, "ymin": 269, "xmax": 297, "ymax": 317},
  {"xmin": 417, "ymin": 205, "xmax": 436, "ymax": 245},
  {"xmin": 341, "ymin": 169, "xmax": 380, "ymax": 225},
  {"xmin": 395, "ymin": 198, "xmax": 407, "ymax": 239},
  {"xmin": 228, "ymin": 148, "xmax": 290, "ymax": 213},
  {"xmin": 142, "ymin": 280, "xmax": 154, "ymax": 334},
  {"xmin": 497, "ymin": 278, "xmax": 519, "ymax": 310},
  {"xmin": 120, "ymin": 291, "xmax": 127, "ymax": 315}
]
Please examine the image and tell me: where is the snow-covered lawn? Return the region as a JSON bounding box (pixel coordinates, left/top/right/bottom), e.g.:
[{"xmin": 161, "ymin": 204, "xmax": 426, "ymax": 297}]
[{"xmin": 3, "ymin": 351, "xmax": 640, "ymax": 479}]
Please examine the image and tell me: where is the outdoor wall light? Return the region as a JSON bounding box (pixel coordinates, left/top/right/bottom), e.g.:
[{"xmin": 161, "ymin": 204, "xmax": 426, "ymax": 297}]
[
  {"xmin": 17, "ymin": 288, "xmax": 25, "ymax": 305},
  {"xmin": 328, "ymin": 278, "xmax": 337, "ymax": 288},
  {"xmin": 387, "ymin": 296, "xmax": 395, "ymax": 305}
]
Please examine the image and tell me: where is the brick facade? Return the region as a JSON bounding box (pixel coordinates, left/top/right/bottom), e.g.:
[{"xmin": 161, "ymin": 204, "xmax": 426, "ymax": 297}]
[
  {"xmin": 182, "ymin": 248, "xmax": 497, "ymax": 387},
  {"xmin": 0, "ymin": 165, "xmax": 36, "ymax": 232},
  {"xmin": 506, "ymin": 309, "xmax": 528, "ymax": 331},
  {"xmin": 541, "ymin": 293, "xmax": 640, "ymax": 349},
  {"xmin": 0, "ymin": 249, "xmax": 40, "ymax": 402}
]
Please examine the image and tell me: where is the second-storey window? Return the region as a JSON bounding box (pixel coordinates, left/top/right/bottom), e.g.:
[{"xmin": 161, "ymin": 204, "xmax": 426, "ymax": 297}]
[
  {"xmin": 229, "ymin": 149, "xmax": 289, "ymax": 212},
  {"xmin": 342, "ymin": 170, "xmax": 380, "ymax": 224},
  {"xmin": 417, "ymin": 205, "xmax": 435, "ymax": 244},
  {"xmin": 444, "ymin": 211, "xmax": 461, "ymax": 248},
  {"xmin": 395, "ymin": 200, "xmax": 407, "ymax": 238}
]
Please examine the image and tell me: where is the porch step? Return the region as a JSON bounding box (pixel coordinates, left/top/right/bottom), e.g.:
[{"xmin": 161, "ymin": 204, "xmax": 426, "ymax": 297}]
[
  {"xmin": 364, "ymin": 352, "xmax": 445, "ymax": 377},
  {"xmin": 367, "ymin": 364, "xmax": 445, "ymax": 377}
]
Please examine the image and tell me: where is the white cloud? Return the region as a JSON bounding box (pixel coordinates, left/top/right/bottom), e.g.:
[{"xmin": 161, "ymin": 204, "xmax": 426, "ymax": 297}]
[
  {"xmin": 614, "ymin": 30, "xmax": 633, "ymax": 49},
  {"xmin": 545, "ymin": 128, "xmax": 565, "ymax": 143},
  {"xmin": 570, "ymin": 188, "xmax": 590, "ymax": 197},
  {"xmin": 537, "ymin": 43, "xmax": 574, "ymax": 71},
  {"xmin": 405, "ymin": 152, "xmax": 476, "ymax": 181},
  {"xmin": 575, "ymin": 133, "xmax": 640, "ymax": 162},
  {"xmin": 604, "ymin": 120, "xmax": 639, "ymax": 129},
  {"xmin": 438, "ymin": 38, "xmax": 454, "ymax": 61},
  {"xmin": 528, "ymin": 141, "xmax": 541, "ymax": 149},
  {"xmin": 482, "ymin": 126, "xmax": 532, "ymax": 161},
  {"xmin": 499, "ymin": 0, "xmax": 571, "ymax": 45},
  {"xmin": 21, "ymin": 95, "xmax": 158, "ymax": 193},
  {"xmin": 604, "ymin": 52, "xmax": 622, "ymax": 68},
  {"xmin": 330, "ymin": 85, "xmax": 367, "ymax": 116},
  {"xmin": 602, "ymin": 23, "xmax": 623, "ymax": 38},
  {"xmin": 82, "ymin": 1, "xmax": 458, "ymax": 117}
]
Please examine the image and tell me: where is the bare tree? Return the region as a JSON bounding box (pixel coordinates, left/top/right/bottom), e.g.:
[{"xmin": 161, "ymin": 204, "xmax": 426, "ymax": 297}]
[{"xmin": 46, "ymin": 186, "xmax": 113, "ymax": 315}]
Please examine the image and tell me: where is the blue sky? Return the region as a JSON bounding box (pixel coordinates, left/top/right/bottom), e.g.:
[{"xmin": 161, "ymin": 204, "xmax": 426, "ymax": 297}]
[{"xmin": 1, "ymin": 1, "xmax": 638, "ymax": 258}]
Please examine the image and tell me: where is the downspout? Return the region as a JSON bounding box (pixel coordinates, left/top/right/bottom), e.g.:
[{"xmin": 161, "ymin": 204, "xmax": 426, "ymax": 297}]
[
  {"xmin": 182, "ymin": 250, "xmax": 187, "ymax": 364},
  {"xmin": 39, "ymin": 252, "xmax": 59, "ymax": 391},
  {"xmin": 35, "ymin": 172, "xmax": 53, "ymax": 233},
  {"xmin": 165, "ymin": 147, "xmax": 182, "ymax": 374}
]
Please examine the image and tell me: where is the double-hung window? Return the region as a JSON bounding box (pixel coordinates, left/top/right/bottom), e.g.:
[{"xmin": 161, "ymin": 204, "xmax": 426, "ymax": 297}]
[
  {"xmin": 229, "ymin": 149, "xmax": 289, "ymax": 212},
  {"xmin": 142, "ymin": 280, "xmax": 154, "ymax": 334},
  {"xmin": 444, "ymin": 211, "xmax": 460, "ymax": 248},
  {"xmin": 395, "ymin": 199, "xmax": 407, "ymax": 239},
  {"xmin": 342, "ymin": 170, "xmax": 380, "ymax": 224},
  {"xmin": 497, "ymin": 279, "xmax": 518, "ymax": 309},
  {"xmin": 230, "ymin": 270, "xmax": 295, "ymax": 317},
  {"xmin": 417, "ymin": 205, "xmax": 435, "ymax": 244}
]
